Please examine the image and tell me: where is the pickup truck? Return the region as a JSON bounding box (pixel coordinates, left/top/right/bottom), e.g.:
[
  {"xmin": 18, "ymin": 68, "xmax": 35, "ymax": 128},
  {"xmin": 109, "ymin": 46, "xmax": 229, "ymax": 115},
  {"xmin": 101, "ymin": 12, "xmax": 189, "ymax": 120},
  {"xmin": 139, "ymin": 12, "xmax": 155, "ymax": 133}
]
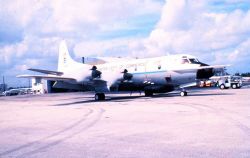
[{"xmin": 218, "ymin": 76, "xmax": 242, "ymax": 89}]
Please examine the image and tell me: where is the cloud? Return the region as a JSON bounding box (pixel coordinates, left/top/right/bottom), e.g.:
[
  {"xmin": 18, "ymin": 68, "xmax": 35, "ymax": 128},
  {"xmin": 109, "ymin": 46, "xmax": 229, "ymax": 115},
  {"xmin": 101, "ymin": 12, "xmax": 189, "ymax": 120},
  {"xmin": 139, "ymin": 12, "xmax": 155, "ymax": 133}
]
[
  {"xmin": 0, "ymin": 0, "xmax": 162, "ymax": 37},
  {"xmin": 131, "ymin": 0, "xmax": 250, "ymax": 72},
  {"xmin": 1, "ymin": 0, "xmax": 250, "ymax": 87},
  {"xmin": 0, "ymin": 41, "xmax": 28, "ymax": 64},
  {"xmin": 73, "ymin": 37, "xmax": 150, "ymax": 58},
  {"xmin": 0, "ymin": 0, "xmax": 163, "ymax": 86}
]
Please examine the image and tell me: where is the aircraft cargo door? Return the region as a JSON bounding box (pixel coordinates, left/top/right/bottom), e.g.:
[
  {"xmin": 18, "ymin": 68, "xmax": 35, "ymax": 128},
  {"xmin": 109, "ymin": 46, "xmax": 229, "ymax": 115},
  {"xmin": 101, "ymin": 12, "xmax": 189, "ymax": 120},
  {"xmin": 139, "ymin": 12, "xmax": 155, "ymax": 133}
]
[
  {"xmin": 145, "ymin": 60, "xmax": 154, "ymax": 81},
  {"xmin": 145, "ymin": 59, "xmax": 166, "ymax": 84}
]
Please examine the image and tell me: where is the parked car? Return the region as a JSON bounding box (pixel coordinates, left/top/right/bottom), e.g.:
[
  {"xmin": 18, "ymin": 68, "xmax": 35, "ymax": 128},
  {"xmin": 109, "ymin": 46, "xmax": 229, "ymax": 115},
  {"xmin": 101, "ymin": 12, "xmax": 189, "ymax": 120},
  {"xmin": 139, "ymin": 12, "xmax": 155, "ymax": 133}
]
[
  {"xmin": 0, "ymin": 92, "xmax": 5, "ymax": 97},
  {"xmin": 3, "ymin": 89, "xmax": 20, "ymax": 96},
  {"xmin": 3, "ymin": 88, "xmax": 31, "ymax": 96}
]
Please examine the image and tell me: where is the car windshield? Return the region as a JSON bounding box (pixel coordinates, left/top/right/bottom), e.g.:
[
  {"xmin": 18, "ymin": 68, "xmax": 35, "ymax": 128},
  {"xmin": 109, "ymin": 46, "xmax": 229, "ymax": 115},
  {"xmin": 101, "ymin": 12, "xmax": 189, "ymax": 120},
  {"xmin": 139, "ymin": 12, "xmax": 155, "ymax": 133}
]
[
  {"xmin": 189, "ymin": 58, "xmax": 200, "ymax": 64},
  {"xmin": 231, "ymin": 76, "xmax": 242, "ymax": 81}
]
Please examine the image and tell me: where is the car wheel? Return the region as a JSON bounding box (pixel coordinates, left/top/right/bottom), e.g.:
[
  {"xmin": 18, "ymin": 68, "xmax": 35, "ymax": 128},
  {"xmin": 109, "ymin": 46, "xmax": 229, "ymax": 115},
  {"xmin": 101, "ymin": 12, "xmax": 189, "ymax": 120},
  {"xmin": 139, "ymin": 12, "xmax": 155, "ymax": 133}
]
[
  {"xmin": 220, "ymin": 84, "xmax": 225, "ymax": 89},
  {"xmin": 237, "ymin": 83, "xmax": 241, "ymax": 88},
  {"xmin": 232, "ymin": 84, "xmax": 237, "ymax": 89}
]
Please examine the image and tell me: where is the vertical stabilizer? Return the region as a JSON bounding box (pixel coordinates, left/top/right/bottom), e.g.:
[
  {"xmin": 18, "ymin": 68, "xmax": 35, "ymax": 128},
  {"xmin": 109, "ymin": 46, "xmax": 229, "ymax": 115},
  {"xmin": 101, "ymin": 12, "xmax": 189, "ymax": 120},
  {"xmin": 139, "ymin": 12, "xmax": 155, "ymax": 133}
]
[{"xmin": 58, "ymin": 41, "xmax": 76, "ymax": 72}]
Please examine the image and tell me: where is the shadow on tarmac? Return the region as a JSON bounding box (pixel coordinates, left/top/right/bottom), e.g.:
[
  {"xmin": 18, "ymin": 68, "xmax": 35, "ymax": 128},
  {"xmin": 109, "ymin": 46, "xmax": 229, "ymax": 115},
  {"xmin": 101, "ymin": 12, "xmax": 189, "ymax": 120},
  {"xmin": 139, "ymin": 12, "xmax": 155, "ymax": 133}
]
[{"xmin": 53, "ymin": 91, "xmax": 233, "ymax": 106}]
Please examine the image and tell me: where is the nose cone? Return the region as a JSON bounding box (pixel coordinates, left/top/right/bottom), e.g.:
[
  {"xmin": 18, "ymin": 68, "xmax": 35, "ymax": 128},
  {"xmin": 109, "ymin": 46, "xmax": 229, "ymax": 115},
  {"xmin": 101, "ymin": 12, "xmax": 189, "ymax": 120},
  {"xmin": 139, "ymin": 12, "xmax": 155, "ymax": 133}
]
[
  {"xmin": 196, "ymin": 63, "xmax": 214, "ymax": 79},
  {"xmin": 197, "ymin": 68, "xmax": 214, "ymax": 79}
]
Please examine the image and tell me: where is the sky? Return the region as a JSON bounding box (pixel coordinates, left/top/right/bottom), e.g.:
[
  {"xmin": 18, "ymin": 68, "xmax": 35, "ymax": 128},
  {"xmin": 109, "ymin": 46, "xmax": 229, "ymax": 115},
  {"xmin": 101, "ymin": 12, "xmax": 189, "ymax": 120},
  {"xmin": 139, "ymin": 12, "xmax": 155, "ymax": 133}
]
[{"xmin": 0, "ymin": 0, "xmax": 250, "ymax": 87}]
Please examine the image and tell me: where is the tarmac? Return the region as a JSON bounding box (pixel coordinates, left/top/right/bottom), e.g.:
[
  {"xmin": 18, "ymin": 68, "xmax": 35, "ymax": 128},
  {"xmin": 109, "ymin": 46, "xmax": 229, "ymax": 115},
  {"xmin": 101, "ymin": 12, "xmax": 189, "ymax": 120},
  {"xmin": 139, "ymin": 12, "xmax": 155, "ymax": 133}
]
[{"xmin": 0, "ymin": 87, "xmax": 250, "ymax": 158}]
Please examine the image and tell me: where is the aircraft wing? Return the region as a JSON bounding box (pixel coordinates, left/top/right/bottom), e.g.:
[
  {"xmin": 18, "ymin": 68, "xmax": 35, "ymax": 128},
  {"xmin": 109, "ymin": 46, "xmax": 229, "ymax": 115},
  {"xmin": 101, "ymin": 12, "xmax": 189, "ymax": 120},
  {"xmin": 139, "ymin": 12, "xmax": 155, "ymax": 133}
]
[
  {"xmin": 197, "ymin": 65, "xmax": 229, "ymax": 70},
  {"xmin": 16, "ymin": 74, "xmax": 76, "ymax": 81},
  {"xmin": 84, "ymin": 78, "xmax": 110, "ymax": 92},
  {"xmin": 179, "ymin": 82, "xmax": 197, "ymax": 89},
  {"xmin": 28, "ymin": 68, "xmax": 64, "ymax": 76}
]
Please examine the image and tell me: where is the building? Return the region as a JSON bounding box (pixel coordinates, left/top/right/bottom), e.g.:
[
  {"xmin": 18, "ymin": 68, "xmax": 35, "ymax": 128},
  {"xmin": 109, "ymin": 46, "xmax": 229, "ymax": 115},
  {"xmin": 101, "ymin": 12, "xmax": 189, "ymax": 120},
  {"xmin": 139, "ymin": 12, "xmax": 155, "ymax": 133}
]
[
  {"xmin": 0, "ymin": 84, "xmax": 7, "ymax": 93},
  {"xmin": 31, "ymin": 78, "xmax": 48, "ymax": 94}
]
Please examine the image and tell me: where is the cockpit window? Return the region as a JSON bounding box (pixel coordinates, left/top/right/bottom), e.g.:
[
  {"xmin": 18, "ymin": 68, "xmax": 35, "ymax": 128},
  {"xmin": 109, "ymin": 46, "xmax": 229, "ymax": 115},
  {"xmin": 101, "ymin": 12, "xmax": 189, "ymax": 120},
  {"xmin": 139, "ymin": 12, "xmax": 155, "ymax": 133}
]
[
  {"xmin": 181, "ymin": 59, "xmax": 189, "ymax": 64},
  {"xmin": 189, "ymin": 58, "xmax": 200, "ymax": 64}
]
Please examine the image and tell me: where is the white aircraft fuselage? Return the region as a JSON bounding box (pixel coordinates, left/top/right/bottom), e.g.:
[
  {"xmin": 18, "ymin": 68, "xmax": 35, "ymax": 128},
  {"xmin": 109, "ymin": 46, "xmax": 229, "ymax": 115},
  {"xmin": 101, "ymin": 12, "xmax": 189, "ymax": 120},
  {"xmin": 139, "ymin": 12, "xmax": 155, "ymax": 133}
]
[
  {"xmin": 65, "ymin": 55, "xmax": 199, "ymax": 84},
  {"xmin": 18, "ymin": 41, "xmax": 225, "ymax": 100}
]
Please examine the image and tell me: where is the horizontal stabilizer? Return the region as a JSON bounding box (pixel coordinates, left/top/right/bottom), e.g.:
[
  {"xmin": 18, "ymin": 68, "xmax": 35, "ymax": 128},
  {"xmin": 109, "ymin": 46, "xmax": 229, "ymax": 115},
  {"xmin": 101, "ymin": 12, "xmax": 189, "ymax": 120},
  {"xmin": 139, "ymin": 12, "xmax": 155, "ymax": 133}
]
[
  {"xmin": 16, "ymin": 74, "xmax": 75, "ymax": 81},
  {"xmin": 28, "ymin": 68, "xmax": 64, "ymax": 76}
]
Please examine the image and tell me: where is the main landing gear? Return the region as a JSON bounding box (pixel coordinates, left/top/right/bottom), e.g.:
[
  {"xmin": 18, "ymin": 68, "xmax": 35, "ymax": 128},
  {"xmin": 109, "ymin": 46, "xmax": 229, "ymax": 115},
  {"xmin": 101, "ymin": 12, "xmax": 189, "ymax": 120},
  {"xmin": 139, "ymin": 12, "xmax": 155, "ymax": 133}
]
[
  {"xmin": 94, "ymin": 90, "xmax": 187, "ymax": 100},
  {"xmin": 95, "ymin": 93, "xmax": 105, "ymax": 101},
  {"xmin": 144, "ymin": 90, "xmax": 153, "ymax": 97}
]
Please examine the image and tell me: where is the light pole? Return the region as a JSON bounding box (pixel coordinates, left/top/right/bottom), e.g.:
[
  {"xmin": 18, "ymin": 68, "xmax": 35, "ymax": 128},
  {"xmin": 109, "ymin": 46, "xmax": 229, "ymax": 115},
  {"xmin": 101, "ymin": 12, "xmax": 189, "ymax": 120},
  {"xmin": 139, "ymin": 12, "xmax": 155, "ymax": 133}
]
[
  {"xmin": 3, "ymin": 76, "xmax": 5, "ymax": 91},
  {"xmin": 28, "ymin": 78, "xmax": 30, "ymax": 88}
]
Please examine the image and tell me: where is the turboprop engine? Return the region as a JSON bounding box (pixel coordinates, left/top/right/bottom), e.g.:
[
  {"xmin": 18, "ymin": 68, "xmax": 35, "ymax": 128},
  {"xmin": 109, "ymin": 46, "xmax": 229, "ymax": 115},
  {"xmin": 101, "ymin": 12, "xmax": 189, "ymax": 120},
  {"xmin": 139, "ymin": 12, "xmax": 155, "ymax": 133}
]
[
  {"xmin": 90, "ymin": 66, "xmax": 102, "ymax": 79},
  {"xmin": 122, "ymin": 69, "xmax": 133, "ymax": 82}
]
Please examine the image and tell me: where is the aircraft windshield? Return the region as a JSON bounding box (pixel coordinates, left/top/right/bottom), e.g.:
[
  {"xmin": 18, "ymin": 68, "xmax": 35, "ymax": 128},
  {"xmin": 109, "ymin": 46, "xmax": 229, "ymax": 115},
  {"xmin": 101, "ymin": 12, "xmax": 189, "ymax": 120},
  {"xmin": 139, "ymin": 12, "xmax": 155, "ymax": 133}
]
[
  {"xmin": 189, "ymin": 58, "xmax": 200, "ymax": 64},
  {"xmin": 181, "ymin": 59, "xmax": 189, "ymax": 64}
]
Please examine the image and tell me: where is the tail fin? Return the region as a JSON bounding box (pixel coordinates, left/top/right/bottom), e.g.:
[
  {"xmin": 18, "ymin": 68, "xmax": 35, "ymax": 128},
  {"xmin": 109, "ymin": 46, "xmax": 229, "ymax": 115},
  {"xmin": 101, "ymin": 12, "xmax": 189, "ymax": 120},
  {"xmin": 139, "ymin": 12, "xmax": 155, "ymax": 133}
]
[{"xmin": 58, "ymin": 40, "xmax": 76, "ymax": 72}]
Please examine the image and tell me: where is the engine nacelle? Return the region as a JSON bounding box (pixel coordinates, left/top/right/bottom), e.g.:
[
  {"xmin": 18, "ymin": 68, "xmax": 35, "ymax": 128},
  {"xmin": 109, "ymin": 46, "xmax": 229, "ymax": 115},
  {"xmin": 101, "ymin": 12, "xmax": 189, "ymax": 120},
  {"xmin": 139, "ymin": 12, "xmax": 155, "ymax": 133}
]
[{"xmin": 196, "ymin": 68, "xmax": 213, "ymax": 80}]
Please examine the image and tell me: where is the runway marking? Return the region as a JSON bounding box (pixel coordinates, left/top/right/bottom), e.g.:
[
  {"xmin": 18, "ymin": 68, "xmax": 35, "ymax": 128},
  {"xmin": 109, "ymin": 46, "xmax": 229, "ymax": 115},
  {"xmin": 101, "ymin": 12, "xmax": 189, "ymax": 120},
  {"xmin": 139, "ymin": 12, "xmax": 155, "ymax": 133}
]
[{"xmin": 0, "ymin": 108, "xmax": 105, "ymax": 158}]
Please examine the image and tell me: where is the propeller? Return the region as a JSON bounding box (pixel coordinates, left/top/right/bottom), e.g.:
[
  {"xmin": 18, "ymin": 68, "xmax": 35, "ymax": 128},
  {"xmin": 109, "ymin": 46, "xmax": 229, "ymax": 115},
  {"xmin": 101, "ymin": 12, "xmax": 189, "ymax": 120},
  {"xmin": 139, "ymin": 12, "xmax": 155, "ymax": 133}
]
[
  {"xmin": 122, "ymin": 69, "xmax": 133, "ymax": 81},
  {"xmin": 90, "ymin": 66, "xmax": 102, "ymax": 79}
]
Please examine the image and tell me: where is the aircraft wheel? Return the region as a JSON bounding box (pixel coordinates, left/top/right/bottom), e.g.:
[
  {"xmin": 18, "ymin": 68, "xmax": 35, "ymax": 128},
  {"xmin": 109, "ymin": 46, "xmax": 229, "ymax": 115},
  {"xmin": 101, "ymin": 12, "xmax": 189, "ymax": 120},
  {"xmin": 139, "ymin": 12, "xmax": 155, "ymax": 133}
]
[
  {"xmin": 180, "ymin": 91, "xmax": 187, "ymax": 97},
  {"xmin": 145, "ymin": 91, "xmax": 153, "ymax": 97},
  {"xmin": 100, "ymin": 93, "xmax": 105, "ymax": 100},
  {"xmin": 95, "ymin": 93, "xmax": 100, "ymax": 101},
  {"xmin": 95, "ymin": 93, "xmax": 105, "ymax": 101}
]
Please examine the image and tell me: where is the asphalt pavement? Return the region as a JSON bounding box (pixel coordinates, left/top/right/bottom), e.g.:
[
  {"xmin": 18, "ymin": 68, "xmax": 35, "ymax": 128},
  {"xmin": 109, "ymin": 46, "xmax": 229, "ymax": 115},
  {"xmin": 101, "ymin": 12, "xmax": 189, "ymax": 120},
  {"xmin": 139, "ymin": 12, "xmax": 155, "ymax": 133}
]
[{"xmin": 0, "ymin": 87, "xmax": 250, "ymax": 158}]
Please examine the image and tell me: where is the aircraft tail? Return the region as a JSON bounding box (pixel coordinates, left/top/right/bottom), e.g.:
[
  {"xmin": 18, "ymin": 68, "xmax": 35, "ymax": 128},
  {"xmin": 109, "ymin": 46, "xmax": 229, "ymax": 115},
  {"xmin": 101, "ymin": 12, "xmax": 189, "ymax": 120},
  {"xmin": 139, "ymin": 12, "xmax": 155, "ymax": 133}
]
[{"xmin": 58, "ymin": 41, "xmax": 78, "ymax": 72}]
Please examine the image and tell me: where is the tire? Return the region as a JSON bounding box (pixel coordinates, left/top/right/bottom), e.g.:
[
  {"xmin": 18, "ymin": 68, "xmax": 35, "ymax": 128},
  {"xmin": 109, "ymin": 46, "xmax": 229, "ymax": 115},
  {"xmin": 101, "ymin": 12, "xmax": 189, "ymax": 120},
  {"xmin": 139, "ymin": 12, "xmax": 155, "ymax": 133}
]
[
  {"xmin": 237, "ymin": 83, "xmax": 241, "ymax": 88},
  {"xmin": 220, "ymin": 84, "xmax": 225, "ymax": 89},
  {"xmin": 100, "ymin": 93, "xmax": 105, "ymax": 100},
  {"xmin": 95, "ymin": 93, "xmax": 100, "ymax": 101},
  {"xmin": 145, "ymin": 91, "xmax": 153, "ymax": 96},
  {"xmin": 232, "ymin": 84, "xmax": 237, "ymax": 89},
  {"xmin": 95, "ymin": 93, "xmax": 105, "ymax": 101},
  {"xmin": 180, "ymin": 91, "xmax": 187, "ymax": 97}
]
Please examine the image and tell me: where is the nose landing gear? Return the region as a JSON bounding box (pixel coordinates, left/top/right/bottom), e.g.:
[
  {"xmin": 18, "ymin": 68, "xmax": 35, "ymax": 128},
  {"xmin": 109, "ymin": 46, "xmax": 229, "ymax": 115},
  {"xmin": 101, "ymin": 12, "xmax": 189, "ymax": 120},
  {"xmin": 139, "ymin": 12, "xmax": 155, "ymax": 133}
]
[{"xmin": 180, "ymin": 91, "xmax": 187, "ymax": 97}]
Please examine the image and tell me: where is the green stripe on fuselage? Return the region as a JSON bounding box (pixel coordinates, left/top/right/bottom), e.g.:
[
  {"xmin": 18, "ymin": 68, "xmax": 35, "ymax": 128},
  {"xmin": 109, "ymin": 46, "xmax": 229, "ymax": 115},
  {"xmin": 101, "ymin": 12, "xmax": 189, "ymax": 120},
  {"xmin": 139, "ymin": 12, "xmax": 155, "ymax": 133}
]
[{"xmin": 131, "ymin": 70, "xmax": 166, "ymax": 75}]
